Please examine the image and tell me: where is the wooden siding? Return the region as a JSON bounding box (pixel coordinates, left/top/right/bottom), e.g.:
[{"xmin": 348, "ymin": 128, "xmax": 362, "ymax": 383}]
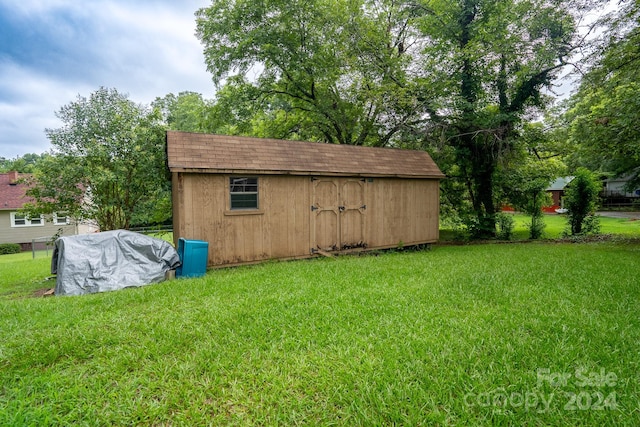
[
  {"xmin": 173, "ymin": 173, "xmax": 439, "ymax": 267},
  {"xmin": 0, "ymin": 211, "xmax": 77, "ymax": 245}
]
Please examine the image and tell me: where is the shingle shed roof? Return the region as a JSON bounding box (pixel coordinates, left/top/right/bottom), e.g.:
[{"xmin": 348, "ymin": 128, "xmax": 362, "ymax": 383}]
[{"xmin": 166, "ymin": 131, "xmax": 444, "ymax": 179}]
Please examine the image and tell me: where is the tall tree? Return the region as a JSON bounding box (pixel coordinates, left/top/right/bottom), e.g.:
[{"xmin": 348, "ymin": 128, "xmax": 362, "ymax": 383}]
[
  {"xmin": 24, "ymin": 88, "xmax": 170, "ymax": 231},
  {"xmin": 153, "ymin": 91, "xmax": 214, "ymax": 133},
  {"xmin": 196, "ymin": 0, "xmax": 598, "ymax": 237},
  {"xmin": 564, "ymin": 1, "xmax": 640, "ymax": 190},
  {"xmin": 195, "ymin": 0, "xmax": 422, "ymax": 146},
  {"xmin": 415, "ymin": 0, "xmax": 591, "ymax": 237}
]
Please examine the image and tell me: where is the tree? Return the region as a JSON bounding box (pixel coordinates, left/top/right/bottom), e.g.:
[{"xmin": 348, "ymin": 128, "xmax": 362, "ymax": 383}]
[
  {"xmin": 415, "ymin": 0, "xmax": 593, "ymax": 237},
  {"xmin": 196, "ymin": 0, "xmax": 599, "ymax": 238},
  {"xmin": 24, "ymin": 87, "xmax": 170, "ymax": 231},
  {"xmin": 195, "ymin": 0, "xmax": 422, "ymax": 146},
  {"xmin": 0, "ymin": 153, "xmax": 48, "ymax": 173},
  {"xmin": 564, "ymin": 1, "xmax": 640, "ymax": 190},
  {"xmin": 500, "ymin": 124, "xmax": 565, "ymax": 239},
  {"xmin": 565, "ymin": 167, "xmax": 601, "ymax": 235},
  {"xmin": 153, "ymin": 91, "xmax": 214, "ymax": 133}
]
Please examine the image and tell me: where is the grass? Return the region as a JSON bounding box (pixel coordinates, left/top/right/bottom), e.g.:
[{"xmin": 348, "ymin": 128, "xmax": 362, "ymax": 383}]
[
  {"xmin": 440, "ymin": 212, "xmax": 640, "ymax": 241},
  {"xmin": 0, "ymin": 251, "xmax": 54, "ymax": 299},
  {"xmin": 1, "ymin": 241, "xmax": 640, "ymax": 425}
]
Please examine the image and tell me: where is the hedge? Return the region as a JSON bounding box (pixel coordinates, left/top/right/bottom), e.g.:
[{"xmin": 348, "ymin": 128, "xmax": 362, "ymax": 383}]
[{"xmin": 0, "ymin": 243, "xmax": 21, "ymax": 255}]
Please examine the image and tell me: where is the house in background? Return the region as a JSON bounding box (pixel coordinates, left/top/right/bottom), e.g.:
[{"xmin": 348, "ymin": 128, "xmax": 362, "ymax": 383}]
[
  {"xmin": 167, "ymin": 131, "xmax": 444, "ymax": 267},
  {"xmin": 0, "ymin": 171, "xmax": 79, "ymax": 250},
  {"xmin": 543, "ymin": 176, "xmax": 575, "ymax": 213},
  {"xmin": 600, "ymin": 171, "xmax": 640, "ymax": 208},
  {"xmin": 602, "ymin": 172, "xmax": 640, "ymax": 198}
]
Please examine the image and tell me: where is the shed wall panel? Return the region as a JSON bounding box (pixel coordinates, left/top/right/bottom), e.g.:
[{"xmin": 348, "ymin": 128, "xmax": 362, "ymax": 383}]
[{"xmin": 172, "ymin": 173, "xmax": 439, "ymax": 267}]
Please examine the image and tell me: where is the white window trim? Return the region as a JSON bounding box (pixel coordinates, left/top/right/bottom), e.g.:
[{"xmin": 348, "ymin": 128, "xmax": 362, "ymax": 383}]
[
  {"xmin": 10, "ymin": 212, "xmax": 45, "ymax": 228},
  {"xmin": 53, "ymin": 213, "xmax": 70, "ymax": 225}
]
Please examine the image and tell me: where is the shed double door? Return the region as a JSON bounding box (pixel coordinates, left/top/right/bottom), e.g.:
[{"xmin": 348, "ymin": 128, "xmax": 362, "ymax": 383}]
[{"xmin": 312, "ymin": 178, "xmax": 366, "ymax": 252}]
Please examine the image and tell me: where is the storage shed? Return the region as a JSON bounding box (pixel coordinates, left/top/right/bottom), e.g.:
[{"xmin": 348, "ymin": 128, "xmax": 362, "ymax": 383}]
[{"xmin": 166, "ymin": 131, "xmax": 444, "ymax": 267}]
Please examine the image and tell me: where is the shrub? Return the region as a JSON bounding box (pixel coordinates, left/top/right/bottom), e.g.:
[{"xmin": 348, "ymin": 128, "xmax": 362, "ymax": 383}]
[
  {"xmin": 496, "ymin": 213, "xmax": 515, "ymax": 240},
  {"xmin": 582, "ymin": 214, "xmax": 601, "ymax": 235},
  {"xmin": 0, "ymin": 243, "xmax": 21, "ymax": 255},
  {"xmin": 528, "ymin": 214, "xmax": 546, "ymax": 239},
  {"xmin": 565, "ymin": 168, "xmax": 601, "ymax": 235}
]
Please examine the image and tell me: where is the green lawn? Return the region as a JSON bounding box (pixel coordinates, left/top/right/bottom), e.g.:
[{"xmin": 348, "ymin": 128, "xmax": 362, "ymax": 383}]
[
  {"xmin": 441, "ymin": 212, "xmax": 640, "ymax": 241},
  {"xmin": 1, "ymin": 241, "xmax": 639, "ymax": 425}
]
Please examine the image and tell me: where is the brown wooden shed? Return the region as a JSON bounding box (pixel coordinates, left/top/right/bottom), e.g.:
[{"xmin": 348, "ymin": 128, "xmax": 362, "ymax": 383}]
[{"xmin": 166, "ymin": 131, "xmax": 444, "ymax": 267}]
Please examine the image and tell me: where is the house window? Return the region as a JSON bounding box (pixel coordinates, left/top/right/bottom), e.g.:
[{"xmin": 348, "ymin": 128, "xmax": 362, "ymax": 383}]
[
  {"xmin": 10, "ymin": 212, "xmax": 44, "ymax": 227},
  {"xmin": 54, "ymin": 213, "xmax": 70, "ymax": 225},
  {"xmin": 229, "ymin": 177, "xmax": 258, "ymax": 210}
]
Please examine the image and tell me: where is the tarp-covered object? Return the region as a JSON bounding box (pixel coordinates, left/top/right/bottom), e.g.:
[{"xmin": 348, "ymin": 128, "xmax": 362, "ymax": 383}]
[{"xmin": 52, "ymin": 230, "xmax": 181, "ymax": 296}]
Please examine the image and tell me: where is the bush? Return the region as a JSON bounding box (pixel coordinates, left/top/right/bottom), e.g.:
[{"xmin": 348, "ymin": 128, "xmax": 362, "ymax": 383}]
[
  {"xmin": 582, "ymin": 214, "xmax": 601, "ymax": 235},
  {"xmin": 0, "ymin": 243, "xmax": 21, "ymax": 255},
  {"xmin": 496, "ymin": 213, "xmax": 515, "ymax": 240},
  {"xmin": 528, "ymin": 214, "xmax": 546, "ymax": 240},
  {"xmin": 565, "ymin": 168, "xmax": 601, "ymax": 235}
]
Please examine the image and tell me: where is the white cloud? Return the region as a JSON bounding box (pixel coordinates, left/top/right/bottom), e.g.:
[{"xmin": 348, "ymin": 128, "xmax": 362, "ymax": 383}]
[
  {"xmin": 0, "ymin": 59, "xmax": 90, "ymax": 156},
  {"xmin": 0, "ymin": 0, "xmax": 214, "ymax": 158}
]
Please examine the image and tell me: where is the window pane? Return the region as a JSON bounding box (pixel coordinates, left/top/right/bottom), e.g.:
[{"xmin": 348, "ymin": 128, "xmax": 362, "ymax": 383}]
[
  {"xmin": 229, "ymin": 177, "xmax": 259, "ymax": 210},
  {"xmin": 230, "ymin": 177, "xmax": 258, "ymax": 193},
  {"xmin": 54, "ymin": 212, "xmax": 69, "ymax": 224},
  {"xmin": 231, "ymin": 193, "xmax": 258, "ymax": 209}
]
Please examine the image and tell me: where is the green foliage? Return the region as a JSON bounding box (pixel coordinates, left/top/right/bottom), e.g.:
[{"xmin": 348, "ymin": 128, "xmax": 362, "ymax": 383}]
[
  {"xmin": 499, "ymin": 123, "xmax": 564, "ymax": 239},
  {"xmin": 0, "ymin": 243, "xmax": 21, "ymax": 255},
  {"xmin": 496, "ymin": 212, "xmax": 515, "ymax": 240},
  {"xmin": 416, "ymin": 0, "xmax": 587, "ymax": 237},
  {"xmin": 564, "ymin": 1, "xmax": 640, "ymax": 189},
  {"xmin": 24, "ymin": 87, "xmax": 170, "ymax": 231},
  {"xmin": 195, "ymin": 0, "xmax": 604, "ymax": 238},
  {"xmin": 581, "ymin": 214, "xmax": 602, "ymax": 236},
  {"xmin": 195, "ymin": 0, "xmax": 427, "ymax": 146},
  {"xmin": 0, "ymin": 153, "xmax": 49, "ymax": 173},
  {"xmin": 153, "ymin": 91, "xmax": 214, "ymax": 133},
  {"xmin": 528, "ymin": 214, "xmax": 546, "ymax": 240},
  {"xmin": 441, "ymin": 213, "xmax": 640, "ymax": 242},
  {"xmin": 565, "ymin": 168, "xmax": 602, "ymax": 235}
]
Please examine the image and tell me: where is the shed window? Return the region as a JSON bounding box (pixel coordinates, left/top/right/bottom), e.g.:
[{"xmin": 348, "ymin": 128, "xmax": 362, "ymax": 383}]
[{"xmin": 230, "ymin": 177, "xmax": 258, "ymax": 210}]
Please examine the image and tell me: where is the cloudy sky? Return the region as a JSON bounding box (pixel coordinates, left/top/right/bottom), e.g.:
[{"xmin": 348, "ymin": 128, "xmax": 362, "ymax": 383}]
[{"xmin": 0, "ymin": 0, "xmax": 214, "ymax": 159}]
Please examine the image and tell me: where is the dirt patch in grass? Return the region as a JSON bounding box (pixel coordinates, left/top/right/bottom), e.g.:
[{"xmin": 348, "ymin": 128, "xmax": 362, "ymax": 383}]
[{"xmin": 31, "ymin": 288, "xmax": 55, "ymax": 298}]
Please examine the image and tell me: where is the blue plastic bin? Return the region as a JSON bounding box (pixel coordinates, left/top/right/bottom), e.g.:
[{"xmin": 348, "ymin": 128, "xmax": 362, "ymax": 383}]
[{"xmin": 176, "ymin": 238, "xmax": 209, "ymax": 278}]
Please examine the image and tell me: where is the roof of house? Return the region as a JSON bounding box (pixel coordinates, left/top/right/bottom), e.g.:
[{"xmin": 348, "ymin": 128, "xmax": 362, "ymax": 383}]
[
  {"xmin": 166, "ymin": 131, "xmax": 445, "ymax": 179},
  {"xmin": 547, "ymin": 176, "xmax": 575, "ymax": 191},
  {"xmin": 0, "ymin": 172, "xmax": 32, "ymax": 210}
]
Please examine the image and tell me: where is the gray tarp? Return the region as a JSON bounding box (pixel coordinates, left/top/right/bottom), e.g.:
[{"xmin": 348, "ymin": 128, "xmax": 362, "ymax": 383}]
[{"xmin": 52, "ymin": 230, "xmax": 181, "ymax": 296}]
